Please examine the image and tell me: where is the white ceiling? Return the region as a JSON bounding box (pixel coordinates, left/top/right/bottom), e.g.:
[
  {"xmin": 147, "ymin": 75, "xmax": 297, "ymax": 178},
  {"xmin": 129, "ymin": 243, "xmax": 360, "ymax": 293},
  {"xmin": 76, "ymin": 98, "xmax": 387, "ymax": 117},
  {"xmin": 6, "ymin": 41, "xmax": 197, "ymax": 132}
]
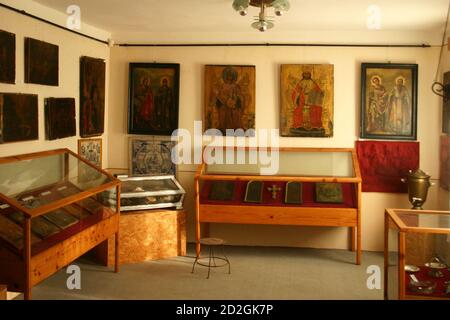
[{"xmin": 32, "ymin": 0, "xmax": 449, "ymax": 43}]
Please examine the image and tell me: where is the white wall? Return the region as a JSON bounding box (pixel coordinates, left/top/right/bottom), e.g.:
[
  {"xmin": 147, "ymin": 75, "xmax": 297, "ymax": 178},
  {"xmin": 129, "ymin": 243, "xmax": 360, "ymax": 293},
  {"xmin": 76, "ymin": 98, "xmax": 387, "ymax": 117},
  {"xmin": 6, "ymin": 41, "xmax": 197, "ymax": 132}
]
[
  {"xmin": 0, "ymin": 0, "xmax": 110, "ymax": 42},
  {"xmin": 0, "ymin": 6, "xmax": 110, "ymax": 164},
  {"xmin": 108, "ymin": 45, "xmax": 441, "ymax": 252}
]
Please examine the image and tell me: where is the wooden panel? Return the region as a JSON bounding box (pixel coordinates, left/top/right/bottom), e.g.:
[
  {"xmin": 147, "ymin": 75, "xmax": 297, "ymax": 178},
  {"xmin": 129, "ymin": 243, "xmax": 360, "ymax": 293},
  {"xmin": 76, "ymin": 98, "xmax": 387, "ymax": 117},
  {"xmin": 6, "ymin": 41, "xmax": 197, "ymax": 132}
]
[
  {"xmin": 91, "ymin": 238, "xmax": 112, "ymax": 267},
  {"xmin": 398, "ymin": 232, "xmax": 406, "ymax": 299},
  {"xmin": 106, "ymin": 210, "xmax": 186, "ymax": 265},
  {"xmin": 203, "ymin": 146, "xmax": 354, "ymax": 153},
  {"xmin": 29, "ymin": 182, "xmax": 119, "ymax": 218},
  {"xmin": 0, "ymin": 284, "xmax": 6, "ymax": 300},
  {"xmin": 199, "ymin": 204, "xmax": 357, "ymax": 227},
  {"xmin": 198, "ymin": 174, "xmax": 360, "ymax": 183},
  {"xmin": 384, "ymin": 211, "xmax": 389, "ymax": 300},
  {"xmin": 0, "ymin": 148, "xmax": 66, "ymax": 165},
  {"xmin": 0, "ymin": 245, "xmax": 23, "ymax": 292},
  {"xmin": 29, "ymin": 214, "xmax": 119, "ymax": 286}
]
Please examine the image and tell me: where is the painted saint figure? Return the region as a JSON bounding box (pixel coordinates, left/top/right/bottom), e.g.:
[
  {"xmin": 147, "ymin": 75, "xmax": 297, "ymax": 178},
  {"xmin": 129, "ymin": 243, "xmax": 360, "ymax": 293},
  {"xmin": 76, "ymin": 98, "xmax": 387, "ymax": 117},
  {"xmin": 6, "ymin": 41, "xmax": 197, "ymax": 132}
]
[
  {"xmin": 367, "ymin": 75, "xmax": 388, "ymax": 132},
  {"xmin": 215, "ymin": 67, "xmax": 243, "ymax": 133},
  {"xmin": 155, "ymin": 77, "xmax": 174, "ymax": 130},
  {"xmin": 388, "ymin": 76, "xmax": 411, "ymax": 134},
  {"xmin": 83, "ymin": 84, "xmax": 103, "ymax": 135},
  {"xmin": 291, "ymin": 71, "xmax": 324, "ymax": 130},
  {"xmin": 135, "ymin": 77, "xmax": 154, "ymax": 127}
]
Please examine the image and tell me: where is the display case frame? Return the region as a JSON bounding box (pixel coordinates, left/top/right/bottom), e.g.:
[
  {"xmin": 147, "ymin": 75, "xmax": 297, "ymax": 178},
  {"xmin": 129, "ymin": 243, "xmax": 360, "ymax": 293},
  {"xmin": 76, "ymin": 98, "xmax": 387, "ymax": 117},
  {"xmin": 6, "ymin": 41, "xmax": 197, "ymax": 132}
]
[
  {"xmin": 384, "ymin": 208, "xmax": 450, "ymax": 300},
  {"xmin": 0, "ymin": 149, "xmax": 121, "ymax": 300},
  {"xmin": 195, "ymin": 147, "xmax": 362, "ymax": 265}
]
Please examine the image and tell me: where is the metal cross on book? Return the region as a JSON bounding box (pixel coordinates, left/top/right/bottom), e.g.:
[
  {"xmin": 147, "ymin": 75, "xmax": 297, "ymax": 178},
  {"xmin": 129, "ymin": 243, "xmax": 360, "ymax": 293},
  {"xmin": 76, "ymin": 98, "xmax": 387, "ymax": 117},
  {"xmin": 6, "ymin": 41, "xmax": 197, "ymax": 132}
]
[{"xmin": 267, "ymin": 185, "xmax": 281, "ymax": 199}]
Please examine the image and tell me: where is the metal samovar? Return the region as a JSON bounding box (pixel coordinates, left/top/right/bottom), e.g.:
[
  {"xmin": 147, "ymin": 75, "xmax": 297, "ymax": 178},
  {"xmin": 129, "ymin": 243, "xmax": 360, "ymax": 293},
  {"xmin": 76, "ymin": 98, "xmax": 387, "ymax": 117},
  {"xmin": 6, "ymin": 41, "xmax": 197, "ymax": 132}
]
[{"xmin": 401, "ymin": 169, "xmax": 434, "ymax": 210}]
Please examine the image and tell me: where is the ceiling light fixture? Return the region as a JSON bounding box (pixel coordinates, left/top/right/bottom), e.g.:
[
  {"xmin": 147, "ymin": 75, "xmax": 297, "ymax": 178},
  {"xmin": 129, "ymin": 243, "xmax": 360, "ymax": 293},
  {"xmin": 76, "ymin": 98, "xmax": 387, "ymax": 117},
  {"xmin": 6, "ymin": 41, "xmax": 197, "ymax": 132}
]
[{"xmin": 232, "ymin": 0, "xmax": 290, "ymax": 32}]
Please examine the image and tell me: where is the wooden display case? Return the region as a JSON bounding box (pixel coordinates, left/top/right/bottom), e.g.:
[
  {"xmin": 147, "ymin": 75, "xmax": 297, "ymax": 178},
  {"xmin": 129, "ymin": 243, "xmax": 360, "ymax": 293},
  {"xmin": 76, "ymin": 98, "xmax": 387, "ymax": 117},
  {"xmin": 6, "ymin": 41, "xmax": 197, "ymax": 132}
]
[
  {"xmin": 195, "ymin": 147, "xmax": 362, "ymax": 264},
  {"xmin": 0, "ymin": 149, "xmax": 121, "ymax": 300},
  {"xmin": 384, "ymin": 208, "xmax": 450, "ymax": 300}
]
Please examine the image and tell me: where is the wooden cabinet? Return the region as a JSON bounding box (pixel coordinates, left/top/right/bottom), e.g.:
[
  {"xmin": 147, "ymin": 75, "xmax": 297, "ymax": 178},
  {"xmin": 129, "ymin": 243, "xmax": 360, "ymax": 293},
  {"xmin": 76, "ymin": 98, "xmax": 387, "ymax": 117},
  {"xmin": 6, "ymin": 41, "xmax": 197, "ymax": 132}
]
[
  {"xmin": 195, "ymin": 147, "xmax": 362, "ymax": 264},
  {"xmin": 103, "ymin": 209, "xmax": 186, "ymax": 265},
  {"xmin": 0, "ymin": 149, "xmax": 121, "ymax": 299},
  {"xmin": 385, "ymin": 208, "xmax": 450, "ymax": 300}
]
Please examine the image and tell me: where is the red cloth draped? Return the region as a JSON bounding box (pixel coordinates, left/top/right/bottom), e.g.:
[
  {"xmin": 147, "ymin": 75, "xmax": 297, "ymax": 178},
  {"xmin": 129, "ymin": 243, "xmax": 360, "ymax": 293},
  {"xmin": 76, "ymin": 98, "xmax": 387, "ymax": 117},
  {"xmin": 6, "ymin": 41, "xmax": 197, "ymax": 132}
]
[
  {"xmin": 140, "ymin": 91, "xmax": 154, "ymax": 121},
  {"xmin": 356, "ymin": 141, "xmax": 420, "ymax": 193}
]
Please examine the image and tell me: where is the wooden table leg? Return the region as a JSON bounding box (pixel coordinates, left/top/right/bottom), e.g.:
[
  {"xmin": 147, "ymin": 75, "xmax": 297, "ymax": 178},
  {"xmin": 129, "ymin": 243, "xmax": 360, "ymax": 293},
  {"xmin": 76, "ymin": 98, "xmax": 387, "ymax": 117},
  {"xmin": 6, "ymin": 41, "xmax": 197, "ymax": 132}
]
[
  {"xmin": 0, "ymin": 285, "xmax": 7, "ymax": 300},
  {"xmin": 384, "ymin": 211, "xmax": 389, "ymax": 300},
  {"xmin": 114, "ymin": 231, "xmax": 120, "ymax": 273},
  {"xmin": 24, "ymin": 218, "xmax": 32, "ymax": 300},
  {"xmin": 356, "ymin": 225, "xmax": 361, "ymax": 265},
  {"xmin": 350, "ymin": 227, "xmax": 356, "ymax": 252}
]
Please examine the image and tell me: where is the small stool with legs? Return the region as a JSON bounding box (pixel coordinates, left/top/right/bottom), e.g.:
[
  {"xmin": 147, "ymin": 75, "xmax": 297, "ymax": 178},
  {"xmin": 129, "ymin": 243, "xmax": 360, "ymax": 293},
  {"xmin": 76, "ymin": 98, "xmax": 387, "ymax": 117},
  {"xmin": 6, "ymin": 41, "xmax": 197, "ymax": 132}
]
[{"xmin": 191, "ymin": 238, "xmax": 231, "ymax": 279}]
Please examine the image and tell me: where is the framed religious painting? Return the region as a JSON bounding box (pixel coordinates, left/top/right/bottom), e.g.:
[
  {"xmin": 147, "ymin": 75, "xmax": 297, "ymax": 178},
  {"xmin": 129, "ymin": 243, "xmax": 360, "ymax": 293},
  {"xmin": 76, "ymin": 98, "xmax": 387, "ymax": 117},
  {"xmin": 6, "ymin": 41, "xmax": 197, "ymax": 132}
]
[
  {"xmin": 315, "ymin": 183, "xmax": 343, "ymax": 204},
  {"xmin": 204, "ymin": 65, "xmax": 256, "ymax": 135},
  {"xmin": 129, "ymin": 136, "xmax": 176, "ymax": 176},
  {"xmin": 78, "ymin": 138, "xmax": 102, "ymax": 183},
  {"xmin": 24, "ymin": 37, "xmax": 59, "ymax": 86},
  {"xmin": 78, "ymin": 138, "xmax": 102, "ymax": 168},
  {"xmin": 45, "ymin": 98, "xmax": 76, "ymax": 140},
  {"xmin": 441, "ymin": 71, "xmax": 450, "ymax": 134},
  {"xmin": 0, "ymin": 93, "xmax": 38, "ymax": 143},
  {"xmin": 128, "ymin": 63, "xmax": 180, "ymax": 136},
  {"xmin": 280, "ymin": 64, "xmax": 334, "ymax": 137},
  {"xmin": 208, "ymin": 181, "xmax": 236, "ymax": 201},
  {"xmin": 80, "ymin": 56, "xmax": 106, "ymax": 137},
  {"xmin": 360, "ymin": 63, "xmax": 418, "ymax": 140},
  {"xmin": 440, "ymin": 135, "xmax": 450, "ymax": 190},
  {"xmin": 0, "ymin": 29, "xmax": 15, "ymax": 84}
]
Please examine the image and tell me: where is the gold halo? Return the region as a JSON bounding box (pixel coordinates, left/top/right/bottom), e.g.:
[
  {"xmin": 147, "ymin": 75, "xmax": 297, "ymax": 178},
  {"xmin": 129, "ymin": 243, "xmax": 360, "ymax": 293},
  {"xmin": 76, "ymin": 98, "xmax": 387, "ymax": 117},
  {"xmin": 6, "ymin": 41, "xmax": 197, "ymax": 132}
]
[
  {"xmin": 371, "ymin": 75, "xmax": 382, "ymax": 84},
  {"xmin": 395, "ymin": 76, "xmax": 406, "ymax": 84},
  {"xmin": 160, "ymin": 76, "xmax": 170, "ymax": 86}
]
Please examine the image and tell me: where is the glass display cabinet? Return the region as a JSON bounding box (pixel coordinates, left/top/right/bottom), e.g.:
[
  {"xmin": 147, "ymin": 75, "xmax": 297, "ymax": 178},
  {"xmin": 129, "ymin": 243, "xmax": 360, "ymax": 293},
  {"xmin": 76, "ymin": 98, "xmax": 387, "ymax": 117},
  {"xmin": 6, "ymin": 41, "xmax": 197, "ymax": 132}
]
[
  {"xmin": 103, "ymin": 175, "xmax": 185, "ymax": 211},
  {"xmin": 384, "ymin": 208, "xmax": 450, "ymax": 300},
  {"xmin": 0, "ymin": 149, "xmax": 121, "ymax": 300},
  {"xmin": 195, "ymin": 147, "xmax": 362, "ymax": 264}
]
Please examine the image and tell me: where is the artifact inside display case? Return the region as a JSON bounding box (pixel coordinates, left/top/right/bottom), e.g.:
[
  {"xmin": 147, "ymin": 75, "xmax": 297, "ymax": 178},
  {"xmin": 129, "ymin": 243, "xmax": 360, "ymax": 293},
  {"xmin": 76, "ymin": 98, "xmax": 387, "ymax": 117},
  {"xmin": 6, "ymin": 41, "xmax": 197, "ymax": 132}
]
[
  {"xmin": 0, "ymin": 149, "xmax": 121, "ymax": 300},
  {"xmin": 385, "ymin": 209, "xmax": 450, "ymax": 300},
  {"xmin": 104, "ymin": 175, "xmax": 185, "ymax": 211}
]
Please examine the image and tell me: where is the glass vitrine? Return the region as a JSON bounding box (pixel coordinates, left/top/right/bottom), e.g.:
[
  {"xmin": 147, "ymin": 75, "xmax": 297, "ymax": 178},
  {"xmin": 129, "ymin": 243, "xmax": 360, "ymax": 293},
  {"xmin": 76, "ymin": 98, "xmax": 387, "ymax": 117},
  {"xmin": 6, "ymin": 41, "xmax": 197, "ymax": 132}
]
[
  {"xmin": 385, "ymin": 208, "xmax": 450, "ymax": 300},
  {"xmin": 103, "ymin": 175, "xmax": 185, "ymax": 211},
  {"xmin": 195, "ymin": 147, "xmax": 362, "ymax": 264},
  {"xmin": 0, "ymin": 149, "xmax": 121, "ymax": 300}
]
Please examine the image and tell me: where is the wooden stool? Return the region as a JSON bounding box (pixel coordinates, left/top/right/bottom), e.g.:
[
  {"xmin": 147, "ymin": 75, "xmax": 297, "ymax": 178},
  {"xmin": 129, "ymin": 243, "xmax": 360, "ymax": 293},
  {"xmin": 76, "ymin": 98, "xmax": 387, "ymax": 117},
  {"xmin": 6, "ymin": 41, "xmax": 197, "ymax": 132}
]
[
  {"xmin": 0, "ymin": 285, "xmax": 7, "ymax": 300},
  {"xmin": 191, "ymin": 238, "xmax": 231, "ymax": 279}
]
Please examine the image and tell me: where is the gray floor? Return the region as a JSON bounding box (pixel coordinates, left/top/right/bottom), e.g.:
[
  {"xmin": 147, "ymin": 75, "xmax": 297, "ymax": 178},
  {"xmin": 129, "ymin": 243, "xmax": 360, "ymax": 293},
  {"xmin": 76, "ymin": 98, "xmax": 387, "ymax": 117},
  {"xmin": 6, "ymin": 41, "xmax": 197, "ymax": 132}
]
[{"xmin": 23, "ymin": 245, "xmax": 384, "ymax": 300}]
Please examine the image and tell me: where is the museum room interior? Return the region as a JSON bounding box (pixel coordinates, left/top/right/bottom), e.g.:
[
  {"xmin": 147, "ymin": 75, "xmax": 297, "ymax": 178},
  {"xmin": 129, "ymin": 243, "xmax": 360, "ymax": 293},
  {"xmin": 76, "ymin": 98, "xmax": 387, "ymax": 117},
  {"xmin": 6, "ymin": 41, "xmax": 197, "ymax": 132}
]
[{"xmin": 0, "ymin": 0, "xmax": 449, "ymax": 301}]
